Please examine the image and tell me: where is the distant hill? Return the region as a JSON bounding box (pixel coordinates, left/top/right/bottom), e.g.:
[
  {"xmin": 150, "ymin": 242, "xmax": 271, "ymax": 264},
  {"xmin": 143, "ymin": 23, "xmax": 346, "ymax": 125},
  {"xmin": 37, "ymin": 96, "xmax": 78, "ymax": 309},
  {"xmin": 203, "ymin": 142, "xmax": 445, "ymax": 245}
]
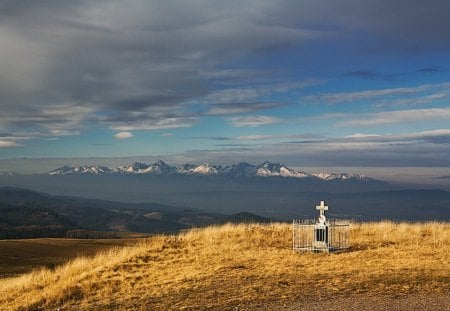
[
  {"xmin": 0, "ymin": 187, "xmax": 269, "ymax": 238},
  {"xmin": 225, "ymin": 212, "xmax": 271, "ymax": 224}
]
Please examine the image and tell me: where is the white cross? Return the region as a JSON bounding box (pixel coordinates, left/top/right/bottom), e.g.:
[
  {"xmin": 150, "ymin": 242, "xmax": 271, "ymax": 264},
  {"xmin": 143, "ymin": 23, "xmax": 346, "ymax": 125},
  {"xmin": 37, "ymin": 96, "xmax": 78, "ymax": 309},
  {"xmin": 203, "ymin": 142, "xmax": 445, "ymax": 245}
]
[{"xmin": 316, "ymin": 200, "xmax": 328, "ymax": 217}]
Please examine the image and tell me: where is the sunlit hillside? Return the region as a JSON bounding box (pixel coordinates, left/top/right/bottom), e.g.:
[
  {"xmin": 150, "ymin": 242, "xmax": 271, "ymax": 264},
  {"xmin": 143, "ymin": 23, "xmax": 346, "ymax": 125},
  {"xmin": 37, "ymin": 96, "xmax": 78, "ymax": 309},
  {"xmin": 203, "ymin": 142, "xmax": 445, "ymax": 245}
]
[{"xmin": 1, "ymin": 222, "xmax": 449, "ymax": 310}]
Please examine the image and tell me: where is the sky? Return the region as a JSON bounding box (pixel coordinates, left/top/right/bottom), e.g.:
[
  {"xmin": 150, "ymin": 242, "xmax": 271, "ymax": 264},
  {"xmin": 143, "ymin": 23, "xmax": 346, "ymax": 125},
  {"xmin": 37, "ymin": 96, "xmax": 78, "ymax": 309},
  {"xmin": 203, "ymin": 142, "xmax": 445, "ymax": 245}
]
[{"xmin": 1, "ymin": 0, "xmax": 450, "ymax": 179}]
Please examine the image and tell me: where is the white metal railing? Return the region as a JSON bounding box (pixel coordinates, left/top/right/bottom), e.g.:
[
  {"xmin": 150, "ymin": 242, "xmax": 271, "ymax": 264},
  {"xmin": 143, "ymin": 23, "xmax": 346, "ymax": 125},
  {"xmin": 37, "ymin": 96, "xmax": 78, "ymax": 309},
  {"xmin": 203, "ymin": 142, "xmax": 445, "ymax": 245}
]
[{"xmin": 292, "ymin": 219, "xmax": 350, "ymax": 253}]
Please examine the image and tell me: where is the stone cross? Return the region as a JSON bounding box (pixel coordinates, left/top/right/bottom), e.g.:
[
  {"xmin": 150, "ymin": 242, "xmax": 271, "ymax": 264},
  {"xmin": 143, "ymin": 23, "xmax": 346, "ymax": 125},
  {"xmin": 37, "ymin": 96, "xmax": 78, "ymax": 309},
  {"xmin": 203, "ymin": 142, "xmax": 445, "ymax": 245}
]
[{"xmin": 316, "ymin": 200, "xmax": 328, "ymax": 217}]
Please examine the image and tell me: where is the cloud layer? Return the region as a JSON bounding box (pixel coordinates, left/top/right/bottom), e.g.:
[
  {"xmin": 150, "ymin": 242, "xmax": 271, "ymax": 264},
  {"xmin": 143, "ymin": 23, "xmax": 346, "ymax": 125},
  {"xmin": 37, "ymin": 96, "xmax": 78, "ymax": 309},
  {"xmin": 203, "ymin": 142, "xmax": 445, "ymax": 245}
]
[
  {"xmin": 179, "ymin": 129, "xmax": 450, "ymax": 167},
  {"xmin": 0, "ymin": 0, "xmax": 325, "ymax": 142},
  {"xmin": 1, "ymin": 1, "xmax": 450, "ymax": 136},
  {"xmin": 1, "ymin": 0, "xmax": 450, "ymax": 171}
]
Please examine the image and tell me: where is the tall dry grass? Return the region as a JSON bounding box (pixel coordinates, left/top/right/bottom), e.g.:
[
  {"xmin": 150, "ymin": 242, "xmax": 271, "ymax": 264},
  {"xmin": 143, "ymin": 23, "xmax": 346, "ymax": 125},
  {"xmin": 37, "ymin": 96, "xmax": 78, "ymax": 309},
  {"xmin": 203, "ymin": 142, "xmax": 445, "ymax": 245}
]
[{"xmin": 0, "ymin": 222, "xmax": 449, "ymax": 310}]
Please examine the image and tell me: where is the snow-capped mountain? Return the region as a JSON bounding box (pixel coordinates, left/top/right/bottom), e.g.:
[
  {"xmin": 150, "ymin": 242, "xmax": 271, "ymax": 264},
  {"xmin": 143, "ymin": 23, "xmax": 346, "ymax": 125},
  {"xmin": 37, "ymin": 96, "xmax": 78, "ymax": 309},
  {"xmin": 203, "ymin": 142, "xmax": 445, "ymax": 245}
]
[
  {"xmin": 223, "ymin": 162, "xmax": 257, "ymax": 178},
  {"xmin": 116, "ymin": 161, "xmax": 176, "ymax": 175},
  {"xmin": 46, "ymin": 160, "xmax": 379, "ymax": 183},
  {"xmin": 178, "ymin": 163, "xmax": 222, "ymax": 175},
  {"xmin": 48, "ymin": 165, "xmax": 112, "ymax": 175},
  {"xmin": 176, "ymin": 163, "xmax": 197, "ymax": 174},
  {"xmin": 150, "ymin": 160, "xmax": 177, "ymax": 175},
  {"xmin": 255, "ymin": 161, "xmax": 309, "ymax": 178},
  {"xmin": 311, "ymin": 172, "xmax": 371, "ymax": 182},
  {"xmin": 116, "ymin": 162, "xmax": 149, "ymax": 174}
]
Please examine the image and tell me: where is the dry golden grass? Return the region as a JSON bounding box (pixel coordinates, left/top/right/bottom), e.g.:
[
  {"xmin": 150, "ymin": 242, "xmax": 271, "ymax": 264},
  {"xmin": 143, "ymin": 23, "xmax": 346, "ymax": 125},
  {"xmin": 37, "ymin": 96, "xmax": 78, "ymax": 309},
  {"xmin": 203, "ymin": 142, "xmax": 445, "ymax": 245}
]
[
  {"xmin": 0, "ymin": 222, "xmax": 449, "ymax": 310},
  {"xmin": 0, "ymin": 238, "xmax": 140, "ymax": 278}
]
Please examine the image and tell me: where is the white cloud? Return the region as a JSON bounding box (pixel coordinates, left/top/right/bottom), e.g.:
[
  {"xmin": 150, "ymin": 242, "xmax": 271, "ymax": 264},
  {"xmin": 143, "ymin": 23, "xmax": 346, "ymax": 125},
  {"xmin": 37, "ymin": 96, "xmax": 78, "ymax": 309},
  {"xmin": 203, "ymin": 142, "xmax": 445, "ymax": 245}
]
[
  {"xmin": 111, "ymin": 117, "xmax": 198, "ymax": 131},
  {"xmin": 237, "ymin": 135, "xmax": 274, "ymax": 141},
  {"xmin": 345, "ymin": 133, "xmax": 383, "ymax": 139},
  {"xmin": 339, "ymin": 129, "xmax": 450, "ymax": 145},
  {"xmin": 237, "ymin": 134, "xmax": 319, "ymax": 141},
  {"xmin": 0, "ymin": 141, "xmax": 20, "ymax": 148},
  {"xmin": 304, "ymin": 85, "xmax": 431, "ymax": 104},
  {"xmin": 177, "ymin": 127, "xmax": 450, "ymax": 167},
  {"xmin": 0, "ymin": 104, "xmax": 94, "ymax": 138},
  {"xmin": 375, "ymin": 92, "xmax": 448, "ymax": 108},
  {"xmin": 227, "ymin": 116, "xmax": 282, "ymax": 127},
  {"xmin": 202, "ymin": 80, "xmax": 320, "ymax": 105},
  {"xmin": 114, "ymin": 132, "xmax": 134, "ymax": 139},
  {"xmin": 338, "ymin": 107, "xmax": 450, "ymax": 127},
  {"xmin": 415, "ymin": 129, "xmax": 450, "ymax": 136}
]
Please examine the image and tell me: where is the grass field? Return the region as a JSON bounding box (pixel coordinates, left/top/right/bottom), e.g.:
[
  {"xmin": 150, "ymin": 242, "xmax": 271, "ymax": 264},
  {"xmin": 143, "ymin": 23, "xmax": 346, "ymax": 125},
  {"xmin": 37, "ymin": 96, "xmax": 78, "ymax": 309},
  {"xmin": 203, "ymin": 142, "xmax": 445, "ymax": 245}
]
[
  {"xmin": 0, "ymin": 222, "xmax": 449, "ymax": 310},
  {"xmin": 0, "ymin": 238, "xmax": 141, "ymax": 278}
]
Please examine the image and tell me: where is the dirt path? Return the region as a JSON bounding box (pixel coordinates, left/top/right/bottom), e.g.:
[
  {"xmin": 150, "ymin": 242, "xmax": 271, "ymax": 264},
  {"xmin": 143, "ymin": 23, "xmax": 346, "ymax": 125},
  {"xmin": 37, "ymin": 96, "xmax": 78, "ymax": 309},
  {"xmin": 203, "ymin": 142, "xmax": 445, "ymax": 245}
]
[{"xmin": 238, "ymin": 293, "xmax": 450, "ymax": 311}]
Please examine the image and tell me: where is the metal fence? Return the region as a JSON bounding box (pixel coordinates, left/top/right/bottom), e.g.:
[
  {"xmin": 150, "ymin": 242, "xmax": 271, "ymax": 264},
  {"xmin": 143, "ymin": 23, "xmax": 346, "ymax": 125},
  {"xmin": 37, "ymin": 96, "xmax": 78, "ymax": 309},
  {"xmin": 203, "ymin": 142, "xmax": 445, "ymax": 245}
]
[{"xmin": 292, "ymin": 219, "xmax": 350, "ymax": 253}]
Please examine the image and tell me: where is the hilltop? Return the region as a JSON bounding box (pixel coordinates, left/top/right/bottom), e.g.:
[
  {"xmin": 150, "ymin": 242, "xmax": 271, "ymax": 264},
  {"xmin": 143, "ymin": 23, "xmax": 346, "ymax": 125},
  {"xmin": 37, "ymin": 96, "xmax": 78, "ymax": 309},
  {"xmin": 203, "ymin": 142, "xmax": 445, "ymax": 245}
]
[{"xmin": 1, "ymin": 222, "xmax": 448, "ymax": 310}]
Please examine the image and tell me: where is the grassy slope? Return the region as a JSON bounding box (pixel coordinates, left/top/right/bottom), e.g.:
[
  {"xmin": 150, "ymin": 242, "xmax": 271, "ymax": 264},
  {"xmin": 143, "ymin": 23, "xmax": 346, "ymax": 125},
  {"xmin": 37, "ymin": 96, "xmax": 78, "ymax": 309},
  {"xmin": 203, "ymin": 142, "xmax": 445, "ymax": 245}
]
[
  {"xmin": 0, "ymin": 222, "xmax": 449, "ymax": 310},
  {"xmin": 0, "ymin": 238, "xmax": 141, "ymax": 278}
]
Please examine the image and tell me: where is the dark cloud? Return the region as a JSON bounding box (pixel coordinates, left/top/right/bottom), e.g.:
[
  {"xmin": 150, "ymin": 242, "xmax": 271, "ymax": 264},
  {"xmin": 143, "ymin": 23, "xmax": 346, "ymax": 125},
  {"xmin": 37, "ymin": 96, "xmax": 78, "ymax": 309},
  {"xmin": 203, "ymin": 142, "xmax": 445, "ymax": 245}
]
[
  {"xmin": 0, "ymin": 1, "xmax": 321, "ymax": 138},
  {"xmin": 214, "ymin": 143, "xmax": 248, "ymax": 147},
  {"xmin": 276, "ymin": 0, "xmax": 450, "ymax": 51},
  {"xmin": 205, "ymin": 102, "xmax": 286, "ymax": 116},
  {"xmin": 345, "ymin": 66, "xmax": 448, "ymax": 81},
  {"xmin": 185, "ymin": 136, "xmax": 231, "ymax": 141},
  {"xmin": 417, "ymin": 66, "xmax": 446, "ymax": 73}
]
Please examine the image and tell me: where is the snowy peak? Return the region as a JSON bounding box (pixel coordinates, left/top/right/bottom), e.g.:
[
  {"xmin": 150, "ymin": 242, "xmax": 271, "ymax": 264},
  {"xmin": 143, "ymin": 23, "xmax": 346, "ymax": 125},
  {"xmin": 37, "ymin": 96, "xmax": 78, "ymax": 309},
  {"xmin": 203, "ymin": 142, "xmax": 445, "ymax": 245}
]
[
  {"xmin": 117, "ymin": 161, "xmax": 176, "ymax": 175},
  {"xmin": 116, "ymin": 162, "xmax": 149, "ymax": 174},
  {"xmin": 180, "ymin": 163, "xmax": 222, "ymax": 175},
  {"xmin": 115, "ymin": 162, "xmax": 222, "ymax": 175},
  {"xmin": 176, "ymin": 164, "xmax": 197, "ymax": 174},
  {"xmin": 150, "ymin": 160, "xmax": 177, "ymax": 175},
  {"xmin": 142, "ymin": 160, "xmax": 177, "ymax": 175},
  {"xmin": 48, "ymin": 165, "xmax": 111, "ymax": 175},
  {"xmin": 223, "ymin": 162, "xmax": 257, "ymax": 178},
  {"xmin": 312, "ymin": 172, "xmax": 371, "ymax": 182},
  {"xmin": 256, "ymin": 161, "xmax": 309, "ymax": 178},
  {"xmin": 46, "ymin": 161, "xmax": 381, "ymax": 183}
]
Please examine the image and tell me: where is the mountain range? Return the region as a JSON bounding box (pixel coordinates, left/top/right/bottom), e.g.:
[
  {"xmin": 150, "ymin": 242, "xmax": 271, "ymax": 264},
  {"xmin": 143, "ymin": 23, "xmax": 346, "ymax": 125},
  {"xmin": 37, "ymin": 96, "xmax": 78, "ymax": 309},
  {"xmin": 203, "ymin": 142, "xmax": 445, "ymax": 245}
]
[
  {"xmin": 0, "ymin": 161, "xmax": 394, "ymax": 217},
  {"xmin": 48, "ymin": 160, "xmax": 375, "ymax": 182}
]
